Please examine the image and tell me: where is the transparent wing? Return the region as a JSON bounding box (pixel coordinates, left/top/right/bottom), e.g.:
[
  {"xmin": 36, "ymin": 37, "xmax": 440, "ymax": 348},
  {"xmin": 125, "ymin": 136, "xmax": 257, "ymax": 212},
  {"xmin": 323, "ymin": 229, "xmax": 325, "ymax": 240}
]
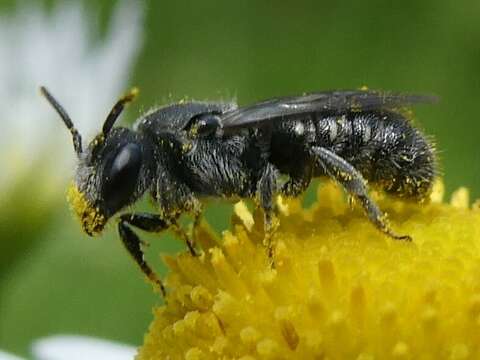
[{"xmin": 220, "ymin": 90, "xmax": 437, "ymax": 134}]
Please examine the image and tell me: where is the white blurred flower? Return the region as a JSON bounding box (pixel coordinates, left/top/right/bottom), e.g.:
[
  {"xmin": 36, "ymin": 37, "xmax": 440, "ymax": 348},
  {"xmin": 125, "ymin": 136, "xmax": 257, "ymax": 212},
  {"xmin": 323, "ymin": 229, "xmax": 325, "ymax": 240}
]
[
  {"xmin": 0, "ymin": 350, "xmax": 24, "ymax": 360},
  {"xmin": 32, "ymin": 336, "xmax": 137, "ymax": 360},
  {"xmin": 0, "ymin": 335, "xmax": 137, "ymax": 360},
  {"xmin": 0, "ymin": 1, "xmax": 144, "ymax": 199}
]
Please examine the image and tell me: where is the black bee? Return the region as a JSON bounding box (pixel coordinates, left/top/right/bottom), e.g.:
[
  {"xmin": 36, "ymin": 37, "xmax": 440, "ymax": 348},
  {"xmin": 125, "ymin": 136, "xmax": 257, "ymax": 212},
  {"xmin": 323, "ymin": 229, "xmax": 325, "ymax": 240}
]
[{"xmin": 40, "ymin": 86, "xmax": 436, "ymax": 297}]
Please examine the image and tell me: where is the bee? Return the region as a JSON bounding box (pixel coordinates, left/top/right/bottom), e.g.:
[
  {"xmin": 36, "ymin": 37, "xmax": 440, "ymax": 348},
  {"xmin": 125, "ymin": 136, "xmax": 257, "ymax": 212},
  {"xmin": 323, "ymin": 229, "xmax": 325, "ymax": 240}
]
[{"xmin": 40, "ymin": 86, "xmax": 437, "ymax": 297}]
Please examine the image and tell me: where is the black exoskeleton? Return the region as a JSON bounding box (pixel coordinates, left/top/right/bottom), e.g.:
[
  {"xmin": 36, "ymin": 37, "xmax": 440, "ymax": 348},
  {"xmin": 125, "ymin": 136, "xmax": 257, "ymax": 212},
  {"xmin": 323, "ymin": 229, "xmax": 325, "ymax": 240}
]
[{"xmin": 41, "ymin": 87, "xmax": 437, "ymax": 297}]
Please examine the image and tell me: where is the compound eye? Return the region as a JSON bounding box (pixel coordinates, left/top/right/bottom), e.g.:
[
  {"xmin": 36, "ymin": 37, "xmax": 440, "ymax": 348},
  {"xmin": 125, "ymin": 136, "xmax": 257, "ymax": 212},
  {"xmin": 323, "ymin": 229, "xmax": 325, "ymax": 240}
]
[
  {"xmin": 102, "ymin": 143, "xmax": 142, "ymax": 213},
  {"xmin": 186, "ymin": 113, "xmax": 221, "ymax": 137},
  {"xmin": 198, "ymin": 114, "xmax": 220, "ymax": 135}
]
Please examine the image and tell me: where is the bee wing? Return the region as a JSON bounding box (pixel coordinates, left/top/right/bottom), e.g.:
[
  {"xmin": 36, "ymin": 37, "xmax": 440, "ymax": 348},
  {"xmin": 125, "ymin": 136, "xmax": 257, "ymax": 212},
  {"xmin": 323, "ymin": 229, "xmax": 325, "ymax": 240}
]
[{"xmin": 219, "ymin": 90, "xmax": 437, "ymax": 134}]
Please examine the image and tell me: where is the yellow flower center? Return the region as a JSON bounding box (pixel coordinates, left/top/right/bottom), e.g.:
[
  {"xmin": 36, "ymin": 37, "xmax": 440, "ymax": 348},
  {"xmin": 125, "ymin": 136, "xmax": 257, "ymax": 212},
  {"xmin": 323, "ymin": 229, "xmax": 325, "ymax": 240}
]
[{"xmin": 137, "ymin": 181, "xmax": 480, "ymax": 359}]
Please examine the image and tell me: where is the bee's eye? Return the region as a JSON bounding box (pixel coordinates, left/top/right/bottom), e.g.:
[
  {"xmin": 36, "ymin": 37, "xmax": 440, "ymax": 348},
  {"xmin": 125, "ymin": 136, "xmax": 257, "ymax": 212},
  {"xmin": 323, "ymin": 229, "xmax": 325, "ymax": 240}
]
[
  {"xmin": 197, "ymin": 114, "xmax": 220, "ymax": 135},
  {"xmin": 102, "ymin": 143, "xmax": 142, "ymax": 213},
  {"xmin": 186, "ymin": 113, "xmax": 221, "ymax": 137}
]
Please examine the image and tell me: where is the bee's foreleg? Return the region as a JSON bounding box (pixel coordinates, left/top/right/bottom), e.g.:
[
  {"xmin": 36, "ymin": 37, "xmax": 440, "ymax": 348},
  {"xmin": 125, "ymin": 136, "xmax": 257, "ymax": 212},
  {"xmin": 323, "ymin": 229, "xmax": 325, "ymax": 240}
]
[
  {"xmin": 120, "ymin": 212, "xmax": 197, "ymax": 256},
  {"xmin": 311, "ymin": 146, "xmax": 411, "ymax": 241},
  {"xmin": 257, "ymin": 163, "xmax": 280, "ymax": 264},
  {"xmin": 170, "ymin": 222, "xmax": 197, "ymax": 256},
  {"xmin": 118, "ymin": 217, "xmax": 167, "ymax": 298},
  {"xmin": 190, "ymin": 209, "xmax": 203, "ymax": 241}
]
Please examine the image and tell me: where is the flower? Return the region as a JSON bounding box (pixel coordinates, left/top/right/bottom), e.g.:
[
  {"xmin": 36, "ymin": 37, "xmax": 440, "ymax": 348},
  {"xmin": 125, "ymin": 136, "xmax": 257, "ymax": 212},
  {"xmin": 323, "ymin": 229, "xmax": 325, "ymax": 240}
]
[
  {"xmin": 0, "ymin": 350, "xmax": 24, "ymax": 360},
  {"xmin": 0, "ymin": 0, "xmax": 143, "ymax": 201},
  {"xmin": 0, "ymin": 335, "xmax": 137, "ymax": 360},
  {"xmin": 0, "ymin": 2, "xmax": 145, "ymax": 353},
  {"xmin": 0, "ymin": 0, "xmax": 144, "ymax": 284},
  {"xmin": 137, "ymin": 181, "xmax": 480, "ymax": 359},
  {"xmin": 32, "ymin": 335, "xmax": 137, "ymax": 360}
]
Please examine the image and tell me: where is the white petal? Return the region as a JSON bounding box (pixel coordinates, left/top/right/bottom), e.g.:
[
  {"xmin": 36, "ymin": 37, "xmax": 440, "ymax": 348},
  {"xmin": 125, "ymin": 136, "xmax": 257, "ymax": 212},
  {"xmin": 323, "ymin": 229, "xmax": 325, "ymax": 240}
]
[
  {"xmin": 0, "ymin": 0, "xmax": 144, "ymax": 193},
  {"xmin": 32, "ymin": 335, "xmax": 137, "ymax": 360},
  {"xmin": 0, "ymin": 350, "xmax": 25, "ymax": 360}
]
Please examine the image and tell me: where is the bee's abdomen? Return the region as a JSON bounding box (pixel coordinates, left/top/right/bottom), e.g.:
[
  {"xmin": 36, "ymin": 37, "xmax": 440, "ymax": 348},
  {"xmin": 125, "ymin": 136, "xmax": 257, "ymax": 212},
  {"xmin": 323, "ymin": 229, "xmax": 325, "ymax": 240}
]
[{"xmin": 321, "ymin": 111, "xmax": 437, "ymax": 200}]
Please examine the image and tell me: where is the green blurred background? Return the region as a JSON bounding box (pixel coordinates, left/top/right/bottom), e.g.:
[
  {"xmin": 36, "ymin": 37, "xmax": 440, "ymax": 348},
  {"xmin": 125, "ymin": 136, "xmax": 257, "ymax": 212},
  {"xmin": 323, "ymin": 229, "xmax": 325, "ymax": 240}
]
[{"xmin": 1, "ymin": 0, "xmax": 479, "ymax": 357}]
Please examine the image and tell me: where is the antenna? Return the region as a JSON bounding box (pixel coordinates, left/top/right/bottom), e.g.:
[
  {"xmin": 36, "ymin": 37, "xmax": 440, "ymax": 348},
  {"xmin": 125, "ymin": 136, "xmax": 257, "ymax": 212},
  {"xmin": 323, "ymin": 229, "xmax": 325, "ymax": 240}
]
[
  {"xmin": 40, "ymin": 86, "xmax": 83, "ymax": 156},
  {"xmin": 102, "ymin": 87, "xmax": 139, "ymax": 137}
]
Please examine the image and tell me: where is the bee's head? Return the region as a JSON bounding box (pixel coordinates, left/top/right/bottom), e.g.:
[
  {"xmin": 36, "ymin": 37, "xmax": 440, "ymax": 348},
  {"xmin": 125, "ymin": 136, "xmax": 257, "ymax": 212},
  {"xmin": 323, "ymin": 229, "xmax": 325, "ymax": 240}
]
[{"xmin": 41, "ymin": 87, "xmax": 154, "ymax": 236}]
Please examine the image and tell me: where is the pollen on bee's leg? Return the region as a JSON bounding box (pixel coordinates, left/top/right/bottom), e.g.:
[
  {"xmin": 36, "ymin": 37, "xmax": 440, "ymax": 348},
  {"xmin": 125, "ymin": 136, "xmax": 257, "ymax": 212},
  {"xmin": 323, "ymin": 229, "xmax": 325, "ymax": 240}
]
[{"xmin": 261, "ymin": 210, "xmax": 280, "ymax": 268}]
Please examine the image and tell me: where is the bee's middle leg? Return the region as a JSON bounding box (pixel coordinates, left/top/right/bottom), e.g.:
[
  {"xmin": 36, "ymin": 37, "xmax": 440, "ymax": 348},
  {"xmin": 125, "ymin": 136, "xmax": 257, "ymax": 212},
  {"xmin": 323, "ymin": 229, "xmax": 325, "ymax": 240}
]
[{"xmin": 281, "ymin": 162, "xmax": 313, "ymax": 198}]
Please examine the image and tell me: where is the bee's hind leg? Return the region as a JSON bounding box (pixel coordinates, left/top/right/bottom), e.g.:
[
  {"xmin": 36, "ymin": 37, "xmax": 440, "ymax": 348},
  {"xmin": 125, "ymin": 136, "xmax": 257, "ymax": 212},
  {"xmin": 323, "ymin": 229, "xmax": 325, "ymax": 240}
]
[
  {"xmin": 257, "ymin": 163, "xmax": 281, "ymax": 265},
  {"xmin": 311, "ymin": 146, "xmax": 411, "ymax": 241}
]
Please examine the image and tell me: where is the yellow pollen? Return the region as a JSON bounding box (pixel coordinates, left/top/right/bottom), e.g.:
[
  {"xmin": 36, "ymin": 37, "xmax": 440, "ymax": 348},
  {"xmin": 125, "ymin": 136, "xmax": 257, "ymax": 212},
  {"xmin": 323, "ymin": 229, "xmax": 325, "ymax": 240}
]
[
  {"xmin": 138, "ymin": 181, "xmax": 480, "ymax": 359},
  {"xmin": 66, "ymin": 182, "xmax": 105, "ymax": 235}
]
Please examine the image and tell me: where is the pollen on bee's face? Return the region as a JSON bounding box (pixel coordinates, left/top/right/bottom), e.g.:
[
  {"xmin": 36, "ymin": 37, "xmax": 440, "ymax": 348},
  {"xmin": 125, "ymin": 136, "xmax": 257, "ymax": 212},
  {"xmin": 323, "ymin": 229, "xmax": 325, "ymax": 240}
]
[{"xmin": 66, "ymin": 182, "xmax": 106, "ymax": 236}]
